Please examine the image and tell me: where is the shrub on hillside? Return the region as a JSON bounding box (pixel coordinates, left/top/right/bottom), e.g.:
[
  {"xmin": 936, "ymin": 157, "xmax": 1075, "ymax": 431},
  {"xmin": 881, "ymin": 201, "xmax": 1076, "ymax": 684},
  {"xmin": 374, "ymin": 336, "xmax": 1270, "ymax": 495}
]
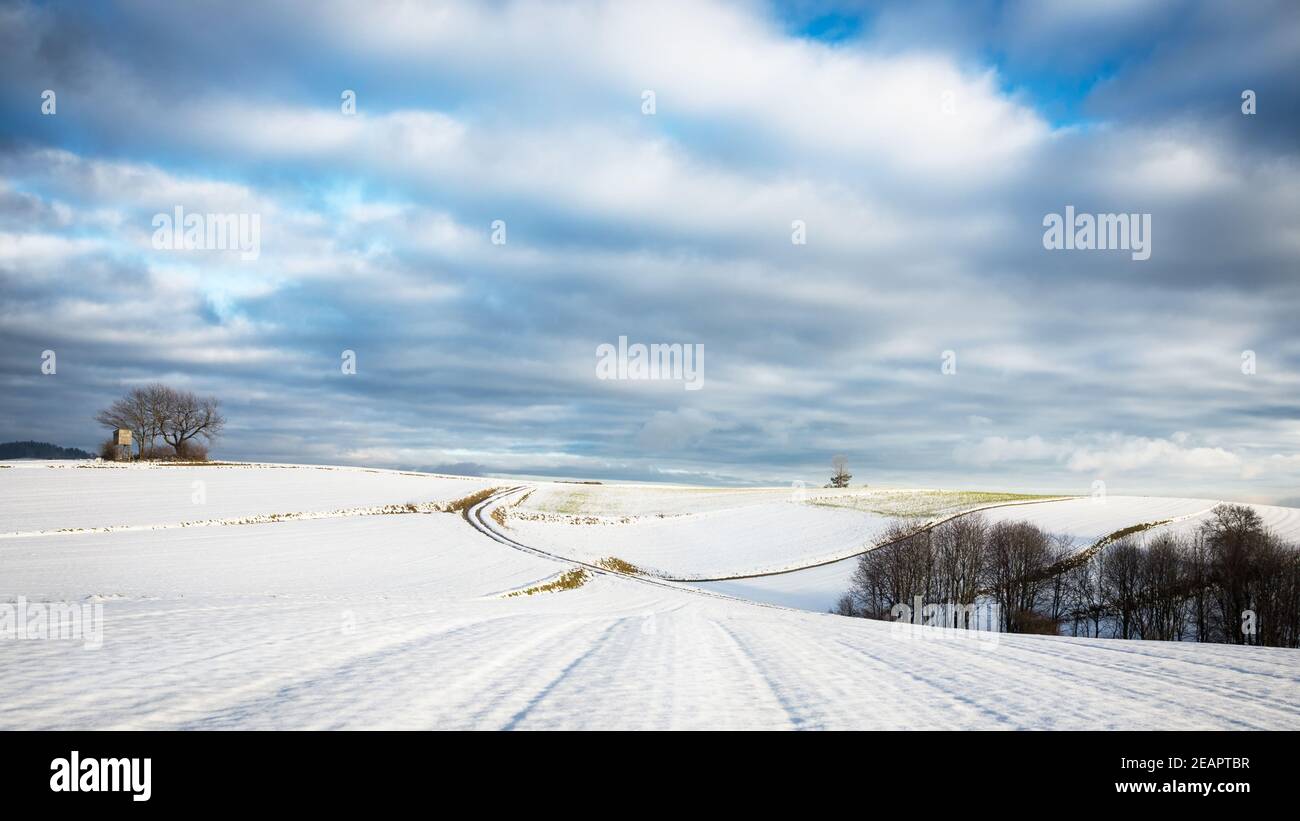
[
  {"xmin": 98, "ymin": 438, "xmax": 126, "ymax": 461},
  {"xmin": 175, "ymin": 441, "xmax": 208, "ymax": 461}
]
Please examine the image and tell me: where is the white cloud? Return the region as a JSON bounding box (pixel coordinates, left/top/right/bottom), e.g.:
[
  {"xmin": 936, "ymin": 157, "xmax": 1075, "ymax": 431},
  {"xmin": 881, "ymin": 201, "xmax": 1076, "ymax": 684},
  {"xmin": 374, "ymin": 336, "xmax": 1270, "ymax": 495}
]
[
  {"xmin": 306, "ymin": 0, "xmax": 1052, "ymax": 177},
  {"xmin": 1064, "ymin": 434, "xmax": 1241, "ymax": 473},
  {"xmin": 955, "ymin": 432, "xmax": 1253, "ymax": 478},
  {"xmin": 0, "ymin": 232, "xmax": 105, "ymax": 266},
  {"xmin": 1, "ymin": 0, "xmax": 1298, "ymax": 503},
  {"xmin": 636, "ymin": 408, "xmax": 720, "ymax": 451},
  {"xmin": 953, "ymin": 435, "xmax": 1062, "ymax": 466}
]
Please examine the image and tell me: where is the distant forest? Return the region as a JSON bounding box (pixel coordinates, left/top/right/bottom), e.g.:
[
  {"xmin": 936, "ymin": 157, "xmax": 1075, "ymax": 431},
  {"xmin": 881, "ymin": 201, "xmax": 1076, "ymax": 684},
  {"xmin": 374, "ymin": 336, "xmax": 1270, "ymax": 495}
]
[{"xmin": 0, "ymin": 441, "xmax": 93, "ymax": 459}]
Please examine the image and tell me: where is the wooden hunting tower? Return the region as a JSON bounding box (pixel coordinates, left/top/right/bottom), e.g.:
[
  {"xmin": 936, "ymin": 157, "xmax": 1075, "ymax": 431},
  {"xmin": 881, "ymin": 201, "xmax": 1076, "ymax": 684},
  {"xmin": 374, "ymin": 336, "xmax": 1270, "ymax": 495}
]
[{"xmin": 114, "ymin": 428, "xmax": 132, "ymax": 461}]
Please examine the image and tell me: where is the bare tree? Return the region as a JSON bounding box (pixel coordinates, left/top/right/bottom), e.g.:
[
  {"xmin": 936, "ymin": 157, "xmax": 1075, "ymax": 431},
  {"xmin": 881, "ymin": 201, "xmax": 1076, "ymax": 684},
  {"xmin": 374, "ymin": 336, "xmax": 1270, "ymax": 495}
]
[
  {"xmin": 1137, "ymin": 532, "xmax": 1189, "ymax": 641},
  {"xmin": 1102, "ymin": 538, "xmax": 1144, "ymax": 639},
  {"xmin": 1064, "ymin": 555, "xmax": 1104, "ymax": 637},
  {"xmin": 94, "ymin": 397, "xmax": 144, "ymax": 459},
  {"xmin": 1042, "ymin": 533, "xmax": 1075, "ymax": 626},
  {"xmin": 982, "ymin": 520, "xmax": 1054, "ymax": 633},
  {"xmin": 156, "ymin": 386, "xmax": 225, "ymax": 457},
  {"xmin": 839, "ymin": 504, "xmax": 1300, "ymax": 648},
  {"xmin": 95, "ymin": 384, "xmax": 224, "ymax": 460},
  {"xmin": 931, "ymin": 514, "xmax": 988, "ymax": 619},
  {"xmin": 1203, "ymin": 510, "xmax": 1300, "ymax": 647},
  {"xmin": 1265, "ymin": 539, "xmax": 1300, "ymax": 647},
  {"xmin": 1185, "ymin": 531, "xmax": 1214, "ymax": 641},
  {"xmin": 848, "ymin": 519, "xmax": 930, "ymax": 619},
  {"xmin": 833, "ymin": 593, "xmax": 859, "ymax": 617},
  {"xmin": 1207, "ymin": 504, "xmax": 1273, "ymax": 644},
  {"xmin": 94, "ymin": 385, "xmax": 167, "ymax": 459}
]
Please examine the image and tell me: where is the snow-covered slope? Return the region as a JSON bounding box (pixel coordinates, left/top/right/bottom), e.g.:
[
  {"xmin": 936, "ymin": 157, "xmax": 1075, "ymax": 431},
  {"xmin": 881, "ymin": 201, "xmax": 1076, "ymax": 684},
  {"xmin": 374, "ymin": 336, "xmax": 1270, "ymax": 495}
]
[
  {"xmin": 506, "ymin": 485, "xmax": 1067, "ymax": 579},
  {"xmin": 692, "ymin": 554, "xmax": 862, "ymax": 612},
  {"xmin": 977, "ymin": 496, "xmax": 1216, "ymax": 543},
  {"xmin": 516, "ymin": 483, "xmax": 1054, "ymax": 519},
  {"xmin": 2, "ymin": 465, "xmax": 1297, "ymax": 730},
  {"xmin": 507, "ymin": 493, "xmax": 1217, "ymax": 583},
  {"xmin": 693, "ymin": 496, "xmax": 1225, "ymax": 612},
  {"xmin": 0, "ymin": 461, "xmax": 496, "ymax": 534},
  {"xmin": 1157, "ymin": 502, "xmax": 1300, "ymax": 544},
  {"xmin": 507, "ymin": 502, "xmax": 888, "ymax": 578}
]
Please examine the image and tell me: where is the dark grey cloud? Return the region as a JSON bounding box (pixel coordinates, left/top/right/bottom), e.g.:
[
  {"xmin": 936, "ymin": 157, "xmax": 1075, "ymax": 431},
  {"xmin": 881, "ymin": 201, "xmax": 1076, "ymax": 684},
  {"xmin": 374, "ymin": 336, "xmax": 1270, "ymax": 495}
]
[{"xmin": 0, "ymin": 0, "xmax": 1297, "ymax": 503}]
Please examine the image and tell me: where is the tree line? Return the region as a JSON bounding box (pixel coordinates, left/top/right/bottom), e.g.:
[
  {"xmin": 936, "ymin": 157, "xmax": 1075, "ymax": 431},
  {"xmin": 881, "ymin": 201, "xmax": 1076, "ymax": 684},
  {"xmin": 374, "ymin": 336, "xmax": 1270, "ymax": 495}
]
[
  {"xmin": 94, "ymin": 384, "xmax": 225, "ymax": 461},
  {"xmin": 0, "ymin": 441, "xmax": 93, "ymax": 460},
  {"xmin": 836, "ymin": 504, "xmax": 1300, "ymax": 648}
]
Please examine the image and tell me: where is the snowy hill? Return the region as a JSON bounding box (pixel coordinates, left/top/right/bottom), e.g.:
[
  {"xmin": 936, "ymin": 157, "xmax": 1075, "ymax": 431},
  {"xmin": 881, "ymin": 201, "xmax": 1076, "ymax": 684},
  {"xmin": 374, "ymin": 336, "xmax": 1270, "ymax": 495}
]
[{"xmin": 1, "ymin": 462, "xmax": 1297, "ymax": 730}]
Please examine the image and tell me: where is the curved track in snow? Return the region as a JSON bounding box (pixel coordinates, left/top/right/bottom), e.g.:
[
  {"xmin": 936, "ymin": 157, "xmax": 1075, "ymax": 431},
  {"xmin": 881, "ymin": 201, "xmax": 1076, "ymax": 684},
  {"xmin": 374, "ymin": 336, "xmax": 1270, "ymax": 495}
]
[
  {"xmin": 462, "ymin": 485, "xmax": 799, "ymax": 610},
  {"xmin": 4, "ymin": 465, "xmax": 1299, "ymax": 730},
  {"xmin": 473, "ymin": 486, "xmax": 1220, "ymax": 584}
]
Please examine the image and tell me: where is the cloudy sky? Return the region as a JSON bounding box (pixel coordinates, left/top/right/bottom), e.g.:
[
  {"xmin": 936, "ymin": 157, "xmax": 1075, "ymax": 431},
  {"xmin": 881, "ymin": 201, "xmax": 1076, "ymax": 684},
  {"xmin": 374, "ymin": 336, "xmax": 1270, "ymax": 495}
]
[{"xmin": 1, "ymin": 0, "xmax": 1298, "ymax": 502}]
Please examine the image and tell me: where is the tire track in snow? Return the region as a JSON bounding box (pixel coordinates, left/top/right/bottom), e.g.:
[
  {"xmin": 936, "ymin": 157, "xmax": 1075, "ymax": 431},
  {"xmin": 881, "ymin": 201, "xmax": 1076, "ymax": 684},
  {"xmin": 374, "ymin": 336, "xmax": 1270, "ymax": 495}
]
[
  {"xmin": 462, "ymin": 486, "xmax": 808, "ymax": 612},
  {"xmin": 498, "ymin": 617, "xmax": 633, "ymax": 730},
  {"xmin": 663, "ymin": 495, "xmax": 1082, "ymax": 581},
  {"xmin": 490, "ymin": 488, "xmax": 1218, "ymax": 583},
  {"xmin": 120, "ymin": 613, "xmax": 545, "ymax": 730},
  {"xmin": 832, "ymin": 624, "xmax": 1297, "ymax": 730},
  {"xmin": 968, "ymin": 636, "xmax": 1300, "ymax": 727},
  {"xmin": 463, "ymin": 485, "xmax": 1300, "ymax": 730},
  {"xmin": 0, "ymin": 503, "xmax": 452, "ymax": 540}
]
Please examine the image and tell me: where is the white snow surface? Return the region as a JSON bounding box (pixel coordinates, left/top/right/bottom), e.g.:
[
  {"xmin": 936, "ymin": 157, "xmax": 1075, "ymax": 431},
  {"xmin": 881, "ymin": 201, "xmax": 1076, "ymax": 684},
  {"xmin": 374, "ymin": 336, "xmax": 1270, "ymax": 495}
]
[
  {"xmin": 509, "ymin": 494, "xmax": 1217, "ymax": 583},
  {"xmin": 507, "ymin": 502, "xmax": 890, "ymax": 578},
  {"xmin": 692, "ymin": 496, "xmax": 1223, "ymax": 612},
  {"xmin": 0, "ymin": 461, "xmax": 497, "ymax": 534},
  {"xmin": 978, "ymin": 496, "xmax": 1218, "ymax": 542},
  {"xmin": 2, "ymin": 464, "xmax": 1297, "ymax": 730},
  {"xmin": 1158, "ymin": 502, "xmax": 1300, "ymax": 544}
]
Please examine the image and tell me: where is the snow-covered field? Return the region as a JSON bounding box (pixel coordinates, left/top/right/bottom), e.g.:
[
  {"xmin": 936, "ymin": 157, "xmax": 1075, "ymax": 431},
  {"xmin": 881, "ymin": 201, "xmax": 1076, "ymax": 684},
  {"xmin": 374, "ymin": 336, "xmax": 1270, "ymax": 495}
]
[
  {"xmin": 506, "ymin": 484, "xmax": 1068, "ymax": 578},
  {"xmin": 1158, "ymin": 502, "xmax": 1300, "ymax": 544},
  {"xmin": 516, "ymin": 483, "xmax": 1053, "ymax": 519},
  {"xmin": 2, "ymin": 462, "xmax": 1298, "ymax": 730},
  {"xmin": 506, "ymin": 493, "xmax": 1222, "ymax": 581},
  {"xmin": 0, "ymin": 461, "xmax": 497, "ymax": 534},
  {"xmin": 977, "ymin": 496, "xmax": 1218, "ymax": 543},
  {"xmin": 508, "ymin": 502, "xmax": 886, "ymax": 578},
  {"xmin": 693, "ymin": 496, "xmax": 1225, "ymax": 612}
]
